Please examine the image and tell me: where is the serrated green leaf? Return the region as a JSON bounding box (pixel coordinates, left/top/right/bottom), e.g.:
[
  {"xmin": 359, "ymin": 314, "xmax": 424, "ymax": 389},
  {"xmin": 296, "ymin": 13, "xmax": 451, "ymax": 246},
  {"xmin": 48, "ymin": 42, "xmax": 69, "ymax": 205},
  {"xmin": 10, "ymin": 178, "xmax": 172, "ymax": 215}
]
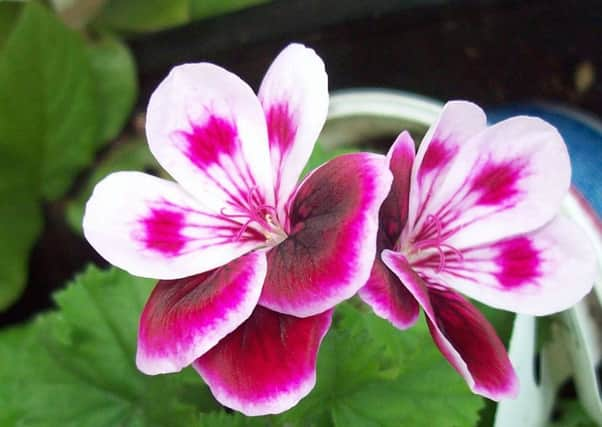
[
  {"xmin": 0, "ymin": 266, "xmax": 220, "ymax": 426},
  {"xmin": 94, "ymin": 0, "xmax": 189, "ymax": 33},
  {"xmin": 66, "ymin": 138, "xmax": 158, "ymax": 233},
  {"xmin": 0, "ymin": 2, "xmax": 99, "ymax": 310},
  {"xmin": 87, "ymin": 32, "xmax": 137, "ymax": 143}
]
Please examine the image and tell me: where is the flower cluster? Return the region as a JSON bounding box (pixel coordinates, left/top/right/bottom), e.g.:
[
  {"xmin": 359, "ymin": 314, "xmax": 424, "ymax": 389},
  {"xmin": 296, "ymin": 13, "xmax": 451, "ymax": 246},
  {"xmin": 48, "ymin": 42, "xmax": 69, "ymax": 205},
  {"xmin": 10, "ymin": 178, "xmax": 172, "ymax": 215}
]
[{"xmin": 83, "ymin": 44, "xmax": 596, "ymax": 415}]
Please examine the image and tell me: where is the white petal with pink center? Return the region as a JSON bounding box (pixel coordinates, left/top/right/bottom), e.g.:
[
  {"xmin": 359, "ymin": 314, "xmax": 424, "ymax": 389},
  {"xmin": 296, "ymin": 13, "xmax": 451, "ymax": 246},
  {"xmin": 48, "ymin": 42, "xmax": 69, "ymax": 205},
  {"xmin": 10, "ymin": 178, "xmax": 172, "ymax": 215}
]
[
  {"xmin": 146, "ymin": 62, "xmax": 275, "ymax": 212},
  {"xmin": 83, "ymin": 172, "xmax": 263, "ymax": 279},
  {"xmin": 406, "ymin": 109, "xmax": 570, "ymax": 251},
  {"xmin": 412, "ymin": 216, "xmax": 597, "ymax": 315},
  {"xmin": 259, "ymin": 44, "xmax": 328, "ymax": 222}
]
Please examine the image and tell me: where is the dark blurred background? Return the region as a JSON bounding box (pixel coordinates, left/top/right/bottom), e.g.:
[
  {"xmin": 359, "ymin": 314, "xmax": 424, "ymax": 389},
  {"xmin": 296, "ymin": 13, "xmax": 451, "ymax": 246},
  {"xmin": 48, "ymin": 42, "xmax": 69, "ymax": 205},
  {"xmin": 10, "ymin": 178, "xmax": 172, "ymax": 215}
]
[{"xmin": 131, "ymin": 0, "xmax": 601, "ymax": 114}]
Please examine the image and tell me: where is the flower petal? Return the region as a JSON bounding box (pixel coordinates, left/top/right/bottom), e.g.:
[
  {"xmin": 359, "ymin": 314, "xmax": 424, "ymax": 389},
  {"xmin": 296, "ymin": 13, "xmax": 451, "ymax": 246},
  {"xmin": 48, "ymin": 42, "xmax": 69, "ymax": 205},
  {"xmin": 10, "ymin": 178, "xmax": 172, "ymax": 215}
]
[
  {"xmin": 83, "ymin": 172, "xmax": 262, "ymax": 279},
  {"xmin": 413, "ymin": 216, "xmax": 597, "ymax": 315},
  {"xmin": 407, "ymin": 107, "xmax": 570, "ymax": 249},
  {"xmin": 382, "ymin": 250, "xmax": 519, "ymax": 400},
  {"xmin": 136, "ymin": 252, "xmax": 266, "ymax": 374},
  {"xmin": 380, "ymin": 131, "xmax": 416, "ymax": 243},
  {"xmin": 193, "ymin": 306, "xmax": 333, "ymax": 416},
  {"xmin": 146, "ymin": 61, "xmax": 274, "ymax": 211},
  {"xmin": 407, "ymin": 101, "xmax": 487, "ymax": 229},
  {"xmin": 258, "ymin": 43, "xmax": 328, "ymax": 219},
  {"xmin": 358, "ymin": 256, "xmax": 420, "ymax": 329},
  {"xmin": 259, "ymin": 153, "xmax": 393, "ymax": 317}
]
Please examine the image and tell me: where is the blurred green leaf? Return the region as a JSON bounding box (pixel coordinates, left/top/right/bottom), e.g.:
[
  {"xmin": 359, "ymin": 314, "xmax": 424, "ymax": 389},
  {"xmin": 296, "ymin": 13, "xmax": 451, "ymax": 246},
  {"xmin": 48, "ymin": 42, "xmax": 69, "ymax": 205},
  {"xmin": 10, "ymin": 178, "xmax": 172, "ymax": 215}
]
[
  {"xmin": 0, "ymin": 2, "xmax": 98, "ymax": 310},
  {"xmin": 0, "ymin": 1, "xmax": 22, "ymax": 51},
  {"xmin": 0, "ymin": 266, "xmax": 220, "ymax": 426},
  {"xmin": 50, "ymin": 0, "xmax": 108, "ymax": 29},
  {"xmin": 94, "ymin": 0, "xmax": 270, "ymax": 33},
  {"xmin": 197, "ymin": 412, "xmax": 271, "ymax": 427},
  {"xmin": 94, "ymin": 0, "xmax": 189, "ymax": 33},
  {"xmin": 550, "ymin": 399, "xmax": 598, "ymax": 427},
  {"xmin": 86, "ymin": 32, "xmax": 137, "ymax": 143},
  {"xmin": 0, "ymin": 1, "xmax": 98, "ymax": 200},
  {"xmin": 189, "ymin": 0, "xmax": 268, "ymax": 20},
  {"xmin": 66, "ymin": 138, "xmax": 158, "ymax": 233},
  {"xmin": 0, "ymin": 191, "xmax": 42, "ymax": 311}
]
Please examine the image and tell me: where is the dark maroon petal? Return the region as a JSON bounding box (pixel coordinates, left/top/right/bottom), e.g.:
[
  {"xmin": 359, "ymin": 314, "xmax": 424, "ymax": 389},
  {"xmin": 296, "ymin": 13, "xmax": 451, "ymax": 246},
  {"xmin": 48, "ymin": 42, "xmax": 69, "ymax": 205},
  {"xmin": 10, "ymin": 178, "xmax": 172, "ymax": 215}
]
[
  {"xmin": 426, "ymin": 287, "xmax": 518, "ymax": 400},
  {"xmin": 259, "ymin": 153, "xmax": 392, "ymax": 317},
  {"xmin": 380, "ymin": 131, "xmax": 416, "ymax": 243},
  {"xmin": 193, "ymin": 306, "xmax": 333, "ymax": 416},
  {"xmin": 136, "ymin": 252, "xmax": 267, "ymax": 374},
  {"xmin": 358, "ymin": 255, "xmax": 420, "ymax": 329},
  {"xmin": 381, "ymin": 250, "xmax": 518, "ymax": 400}
]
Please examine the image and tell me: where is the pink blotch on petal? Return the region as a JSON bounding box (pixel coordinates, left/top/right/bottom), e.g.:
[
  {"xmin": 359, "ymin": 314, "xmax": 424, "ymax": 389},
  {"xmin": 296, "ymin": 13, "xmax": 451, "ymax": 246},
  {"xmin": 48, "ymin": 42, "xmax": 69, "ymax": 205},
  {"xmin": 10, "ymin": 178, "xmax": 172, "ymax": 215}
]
[
  {"xmin": 471, "ymin": 160, "xmax": 525, "ymax": 206},
  {"xmin": 140, "ymin": 207, "xmax": 187, "ymax": 256},
  {"xmin": 267, "ymin": 102, "xmax": 298, "ymax": 154},
  {"xmin": 418, "ymin": 138, "xmax": 457, "ymax": 181},
  {"xmin": 493, "ymin": 236, "xmax": 541, "ymax": 289},
  {"xmin": 194, "ymin": 306, "xmax": 333, "ymax": 416},
  {"xmin": 176, "ymin": 115, "xmax": 238, "ymax": 168}
]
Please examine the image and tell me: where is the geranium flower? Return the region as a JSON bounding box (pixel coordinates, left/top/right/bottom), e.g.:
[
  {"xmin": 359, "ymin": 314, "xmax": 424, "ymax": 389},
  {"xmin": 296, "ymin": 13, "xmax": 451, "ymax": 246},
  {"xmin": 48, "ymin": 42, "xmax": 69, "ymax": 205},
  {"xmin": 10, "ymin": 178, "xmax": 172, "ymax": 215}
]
[
  {"xmin": 83, "ymin": 44, "xmax": 392, "ymax": 415},
  {"xmin": 359, "ymin": 101, "xmax": 596, "ymax": 400}
]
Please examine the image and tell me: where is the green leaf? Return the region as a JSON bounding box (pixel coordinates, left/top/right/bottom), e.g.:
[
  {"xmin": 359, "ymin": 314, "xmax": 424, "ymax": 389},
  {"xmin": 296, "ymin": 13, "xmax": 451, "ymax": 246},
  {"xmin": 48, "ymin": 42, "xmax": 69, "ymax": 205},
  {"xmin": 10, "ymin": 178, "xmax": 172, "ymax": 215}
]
[
  {"xmin": 0, "ymin": 2, "xmax": 101, "ymax": 309},
  {"xmin": 0, "ymin": 1, "xmax": 21, "ymax": 51},
  {"xmin": 0, "ymin": 190, "xmax": 42, "ymax": 310},
  {"xmin": 86, "ymin": 32, "xmax": 137, "ymax": 143},
  {"xmin": 197, "ymin": 411, "xmax": 272, "ymax": 427},
  {"xmin": 94, "ymin": 0, "xmax": 189, "ymax": 33},
  {"xmin": 66, "ymin": 137, "xmax": 159, "ymax": 233},
  {"xmin": 0, "ymin": 266, "xmax": 220, "ymax": 426},
  {"xmin": 189, "ymin": 0, "xmax": 269, "ymax": 20}
]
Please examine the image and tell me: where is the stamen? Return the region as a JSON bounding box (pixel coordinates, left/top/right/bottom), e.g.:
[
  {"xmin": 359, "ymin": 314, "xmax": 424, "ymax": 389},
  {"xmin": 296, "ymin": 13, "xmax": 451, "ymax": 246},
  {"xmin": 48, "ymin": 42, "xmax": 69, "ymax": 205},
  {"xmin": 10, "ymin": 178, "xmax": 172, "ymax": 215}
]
[
  {"xmin": 219, "ymin": 189, "xmax": 286, "ymax": 244},
  {"xmin": 411, "ymin": 214, "xmax": 463, "ymax": 273}
]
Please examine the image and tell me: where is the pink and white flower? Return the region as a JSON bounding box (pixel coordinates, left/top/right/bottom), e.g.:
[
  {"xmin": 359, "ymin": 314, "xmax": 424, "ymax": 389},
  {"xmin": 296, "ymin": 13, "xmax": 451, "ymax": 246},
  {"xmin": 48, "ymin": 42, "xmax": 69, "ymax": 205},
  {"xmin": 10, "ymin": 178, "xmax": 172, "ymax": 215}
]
[
  {"xmin": 359, "ymin": 101, "xmax": 596, "ymax": 400},
  {"xmin": 83, "ymin": 44, "xmax": 392, "ymax": 415}
]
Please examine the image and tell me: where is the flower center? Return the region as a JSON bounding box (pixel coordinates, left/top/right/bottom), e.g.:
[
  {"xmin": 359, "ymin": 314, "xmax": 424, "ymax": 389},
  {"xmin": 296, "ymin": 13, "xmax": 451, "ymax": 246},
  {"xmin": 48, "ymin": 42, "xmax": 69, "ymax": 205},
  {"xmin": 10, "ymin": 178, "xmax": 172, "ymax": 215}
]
[
  {"xmin": 406, "ymin": 214, "xmax": 463, "ymax": 273},
  {"xmin": 221, "ymin": 188, "xmax": 287, "ymax": 247}
]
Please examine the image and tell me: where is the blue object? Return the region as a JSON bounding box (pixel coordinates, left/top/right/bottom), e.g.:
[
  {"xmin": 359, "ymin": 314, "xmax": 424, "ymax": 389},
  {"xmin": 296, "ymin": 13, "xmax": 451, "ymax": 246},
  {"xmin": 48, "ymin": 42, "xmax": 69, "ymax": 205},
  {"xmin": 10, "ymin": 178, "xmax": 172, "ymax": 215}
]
[{"xmin": 488, "ymin": 103, "xmax": 602, "ymax": 218}]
